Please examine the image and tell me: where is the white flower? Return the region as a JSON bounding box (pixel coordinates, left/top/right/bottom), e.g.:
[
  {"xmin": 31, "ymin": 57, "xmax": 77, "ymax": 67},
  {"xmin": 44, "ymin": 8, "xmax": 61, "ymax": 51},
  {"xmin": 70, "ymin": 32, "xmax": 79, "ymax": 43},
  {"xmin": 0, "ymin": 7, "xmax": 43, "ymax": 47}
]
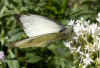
[
  {"xmin": 72, "ymin": 19, "xmax": 90, "ymax": 36},
  {"xmin": 68, "ymin": 20, "xmax": 75, "ymax": 26},
  {"xmin": 82, "ymin": 65, "xmax": 87, "ymax": 68},
  {"xmin": 98, "ymin": 13, "xmax": 100, "ymax": 17},
  {"xmin": 95, "ymin": 27, "xmax": 100, "ymax": 36},
  {"xmin": 64, "ymin": 41, "xmax": 71, "ymax": 48},
  {"xmin": 83, "ymin": 54, "xmax": 93, "ymax": 65},
  {"xmin": 96, "ymin": 13, "xmax": 100, "ymax": 23},
  {"xmin": 83, "ymin": 57, "xmax": 93, "ymax": 65},
  {"xmin": 66, "ymin": 14, "xmax": 100, "ymax": 68},
  {"xmin": 76, "ymin": 46, "xmax": 84, "ymax": 55},
  {"xmin": 98, "ymin": 39, "xmax": 100, "ymax": 49},
  {"xmin": 73, "ymin": 23, "xmax": 83, "ymax": 36},
  {"xmin": 88, "ymin": 23, "xmax": 97, "ymax": 34}
]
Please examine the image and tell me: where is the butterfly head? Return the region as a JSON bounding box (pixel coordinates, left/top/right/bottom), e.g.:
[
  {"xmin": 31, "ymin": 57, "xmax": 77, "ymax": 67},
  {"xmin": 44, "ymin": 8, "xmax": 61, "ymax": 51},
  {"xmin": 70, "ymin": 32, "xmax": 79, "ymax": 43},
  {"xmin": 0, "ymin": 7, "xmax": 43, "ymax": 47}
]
[{"xmin": 60, "ymin": 26, "xmax": 75, "ymax": 40}]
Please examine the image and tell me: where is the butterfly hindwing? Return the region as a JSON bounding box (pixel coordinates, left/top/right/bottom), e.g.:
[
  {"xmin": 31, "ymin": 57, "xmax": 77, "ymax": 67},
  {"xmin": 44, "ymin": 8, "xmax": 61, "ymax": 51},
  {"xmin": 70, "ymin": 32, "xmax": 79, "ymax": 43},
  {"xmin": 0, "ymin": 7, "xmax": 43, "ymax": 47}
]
[{"xmin": 12, "ymin": 32, "xmax": 66, "ymax": 48}]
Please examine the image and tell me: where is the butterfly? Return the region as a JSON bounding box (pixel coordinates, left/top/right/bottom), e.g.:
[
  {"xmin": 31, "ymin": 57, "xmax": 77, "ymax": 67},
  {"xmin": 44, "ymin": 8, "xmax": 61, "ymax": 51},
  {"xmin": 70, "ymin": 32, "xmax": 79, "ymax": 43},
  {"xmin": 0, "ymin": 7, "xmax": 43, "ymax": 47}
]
[{"xmin": 11, "ymin": 14, "xmax": 74, "ymax": 48}]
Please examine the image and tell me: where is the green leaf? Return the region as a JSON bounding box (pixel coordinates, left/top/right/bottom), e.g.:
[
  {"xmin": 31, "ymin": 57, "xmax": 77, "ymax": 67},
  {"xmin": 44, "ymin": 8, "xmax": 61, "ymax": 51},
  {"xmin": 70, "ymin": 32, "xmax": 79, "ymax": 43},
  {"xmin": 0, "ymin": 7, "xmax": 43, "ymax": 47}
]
[
  {"xmin": 25, "ymin": 53, "xmax": 42, "ymax": 63},
  {"xmin": 7, "ymin": 60, "xmax": 20, "ymax": 68}
]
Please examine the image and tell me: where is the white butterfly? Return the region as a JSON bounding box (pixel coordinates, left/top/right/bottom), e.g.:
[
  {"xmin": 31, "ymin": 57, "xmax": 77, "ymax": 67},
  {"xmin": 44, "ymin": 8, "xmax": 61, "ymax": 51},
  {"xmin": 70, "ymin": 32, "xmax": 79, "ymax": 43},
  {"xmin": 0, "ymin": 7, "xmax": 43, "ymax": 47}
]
[{"xmin": 12, "ymin": 14, "xmax": 74, "ymax": 48}]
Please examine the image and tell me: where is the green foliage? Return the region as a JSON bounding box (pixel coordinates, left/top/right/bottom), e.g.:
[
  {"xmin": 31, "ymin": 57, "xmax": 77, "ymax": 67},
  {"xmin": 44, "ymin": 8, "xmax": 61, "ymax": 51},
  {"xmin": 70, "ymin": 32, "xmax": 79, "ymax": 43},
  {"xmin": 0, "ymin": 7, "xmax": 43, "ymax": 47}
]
[{"xmin": 0, "ymin": 0, "xmax": 100, "ymax": 68}]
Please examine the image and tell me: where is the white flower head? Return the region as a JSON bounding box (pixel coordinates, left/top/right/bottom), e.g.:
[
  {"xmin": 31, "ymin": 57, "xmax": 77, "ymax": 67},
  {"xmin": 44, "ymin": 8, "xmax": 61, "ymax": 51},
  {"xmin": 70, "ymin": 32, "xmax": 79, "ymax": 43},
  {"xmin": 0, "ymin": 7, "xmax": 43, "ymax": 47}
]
[
  {"xmin": 88, "ymin": 23, "xmax": 98, "ymax": 34},
  {"xmin": 83, "ymin": 54, "xmax": 93, "ymax": 65},
  {"xmin": 96, "ymin": 13, "xmax": 100, "ymax": 23},
  {"xmin": 98, "ymin": 39, "xmax": 100, "ymax": 49},
  {"xmin": 66, "ymin": 13, "xmax": 100, "ymax": 68},
  {"xmin": 64, "ymin": 41, "xmax": 71, "ymax": 48},
  {"xmin": 68, "ymin": 20, "xmax": 75, "ymax": 26}
]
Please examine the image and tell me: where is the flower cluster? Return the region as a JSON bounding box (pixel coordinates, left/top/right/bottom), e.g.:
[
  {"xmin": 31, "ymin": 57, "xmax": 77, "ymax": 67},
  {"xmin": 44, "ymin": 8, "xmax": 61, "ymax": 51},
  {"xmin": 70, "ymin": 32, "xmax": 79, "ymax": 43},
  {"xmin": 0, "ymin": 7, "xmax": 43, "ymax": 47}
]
[{"xmin": 64, "ymin": 13, "xmax": 100, "ymax": 68}]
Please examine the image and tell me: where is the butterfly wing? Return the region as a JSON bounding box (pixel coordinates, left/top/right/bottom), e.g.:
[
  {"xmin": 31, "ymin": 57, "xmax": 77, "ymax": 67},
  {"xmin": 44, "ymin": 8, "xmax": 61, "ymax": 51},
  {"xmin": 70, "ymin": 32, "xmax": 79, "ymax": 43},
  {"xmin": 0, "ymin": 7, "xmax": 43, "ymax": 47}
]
[
  {"xmin": 19, "ymin": 14, "xmax": 63, "ymax": 37},
  {"xmin": 12, "ymin": 32, "xmax": 67, "ymax": 48}
]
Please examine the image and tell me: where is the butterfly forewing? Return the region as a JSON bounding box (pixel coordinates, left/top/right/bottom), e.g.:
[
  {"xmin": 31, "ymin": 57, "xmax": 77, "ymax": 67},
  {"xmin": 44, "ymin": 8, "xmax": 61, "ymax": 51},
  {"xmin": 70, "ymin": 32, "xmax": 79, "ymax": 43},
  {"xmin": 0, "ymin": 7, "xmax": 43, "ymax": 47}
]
[{"xmin": 19, "ymin": 14, "xmax": 63, "ymax": 37}]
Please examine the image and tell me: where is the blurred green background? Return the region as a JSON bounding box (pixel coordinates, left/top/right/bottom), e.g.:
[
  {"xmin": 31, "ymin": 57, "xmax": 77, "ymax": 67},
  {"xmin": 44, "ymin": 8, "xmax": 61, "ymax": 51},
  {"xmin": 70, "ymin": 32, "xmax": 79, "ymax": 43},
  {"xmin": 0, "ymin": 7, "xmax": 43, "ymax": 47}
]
[{"xmin": 0, "ymin": 0, "xmax": 100, "ymax": 68}]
